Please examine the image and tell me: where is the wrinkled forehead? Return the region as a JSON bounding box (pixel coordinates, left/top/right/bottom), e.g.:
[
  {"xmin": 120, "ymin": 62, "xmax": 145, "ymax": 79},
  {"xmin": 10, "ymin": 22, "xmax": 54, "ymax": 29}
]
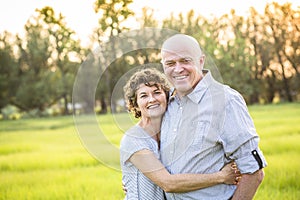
[{"xmin": 161, "ymin": 34, "xmax": 202, "ymax": 60}]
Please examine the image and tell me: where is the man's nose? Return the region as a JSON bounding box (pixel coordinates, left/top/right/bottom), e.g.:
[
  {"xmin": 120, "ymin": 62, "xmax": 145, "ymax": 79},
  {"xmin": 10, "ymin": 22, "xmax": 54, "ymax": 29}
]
[{"xmin": 174, "ymin": 61, "xmax": 184, "ymax": 72}]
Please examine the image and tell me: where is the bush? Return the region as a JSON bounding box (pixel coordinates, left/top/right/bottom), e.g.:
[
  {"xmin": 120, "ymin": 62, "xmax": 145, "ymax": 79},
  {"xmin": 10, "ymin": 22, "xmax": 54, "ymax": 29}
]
[{"xmin": 1, "ymin": 105, "xmax": 22, "ymax": 120}]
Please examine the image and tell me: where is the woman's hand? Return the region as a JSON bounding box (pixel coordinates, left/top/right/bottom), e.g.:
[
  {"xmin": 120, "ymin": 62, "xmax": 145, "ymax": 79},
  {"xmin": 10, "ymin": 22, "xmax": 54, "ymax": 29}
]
[
  {"xmin": 220, "ymin": 162, "xmax": 241, "ymax": 185},
  {"xmin": 122, "ymin": 182, "xmax": 127, "ymax": 195}
]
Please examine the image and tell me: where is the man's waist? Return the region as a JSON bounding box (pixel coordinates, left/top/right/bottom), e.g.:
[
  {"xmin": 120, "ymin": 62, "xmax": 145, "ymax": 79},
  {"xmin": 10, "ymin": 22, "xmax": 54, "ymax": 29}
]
[{"xmin": 165, "ymin": 184, "xmax": 236, "ymax": 200}]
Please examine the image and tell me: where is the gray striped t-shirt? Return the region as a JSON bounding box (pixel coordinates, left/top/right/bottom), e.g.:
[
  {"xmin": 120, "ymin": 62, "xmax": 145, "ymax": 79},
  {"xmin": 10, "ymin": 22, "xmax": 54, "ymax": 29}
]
[{"xmin": 120, "ymin": 125, "xmax": 165, "ymax": 200}]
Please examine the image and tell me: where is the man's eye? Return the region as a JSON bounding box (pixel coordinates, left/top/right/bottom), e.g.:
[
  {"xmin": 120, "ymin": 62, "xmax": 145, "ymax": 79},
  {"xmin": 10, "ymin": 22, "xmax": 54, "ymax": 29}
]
[
  {"xmin": 181, "ymin": 58, "xmax": 192, "ymax": 64},
  {"xmin": 165, "ymin": 62, "xmax": 175, "ymax": 67}
]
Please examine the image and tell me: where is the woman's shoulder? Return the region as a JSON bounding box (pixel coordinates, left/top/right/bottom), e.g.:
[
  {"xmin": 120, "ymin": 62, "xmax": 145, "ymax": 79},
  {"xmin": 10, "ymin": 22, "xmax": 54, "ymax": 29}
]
[{"xmin": 120, "ymin": 125, "xmax": 149, "ymax": 149}]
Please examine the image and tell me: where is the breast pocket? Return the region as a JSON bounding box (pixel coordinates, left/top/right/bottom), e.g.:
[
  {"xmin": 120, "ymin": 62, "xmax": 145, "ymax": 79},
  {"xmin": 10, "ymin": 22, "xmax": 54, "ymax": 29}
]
[{"xmin": 189, "ymin": 121, "xmax": 209, "ymax": 149}]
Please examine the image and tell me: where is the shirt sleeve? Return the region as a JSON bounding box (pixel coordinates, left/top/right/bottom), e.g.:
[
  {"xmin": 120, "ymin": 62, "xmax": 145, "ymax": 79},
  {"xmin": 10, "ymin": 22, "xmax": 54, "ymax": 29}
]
[
  {"xmin": 230, "ymin": 138, "xmax": 267, "ymax": 174},
  {"xmin": 220, "ymin": 90, "xmax": 267, "ymax": 174},
  {"xmin": 120, "ymin": 133, "xmax": 152, "ymax": 165}
]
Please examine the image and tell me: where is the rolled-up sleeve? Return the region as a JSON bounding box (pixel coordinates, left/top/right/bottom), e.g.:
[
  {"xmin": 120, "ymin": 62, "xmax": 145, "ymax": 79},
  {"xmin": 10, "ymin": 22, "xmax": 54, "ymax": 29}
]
[
  {"xmin": 220, "ymin": 91, "xmax": 267, "ymax": 174},
  {"xmin": 229, "ymin": 138, "xmax": 267, "ymax": 174}
]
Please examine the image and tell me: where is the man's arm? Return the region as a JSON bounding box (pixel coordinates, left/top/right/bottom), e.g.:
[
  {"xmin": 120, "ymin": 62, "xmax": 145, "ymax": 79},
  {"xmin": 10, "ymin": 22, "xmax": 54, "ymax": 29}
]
[{"xmin": 232, "ymin": 169, "xmax": 265, "ymax": 200}]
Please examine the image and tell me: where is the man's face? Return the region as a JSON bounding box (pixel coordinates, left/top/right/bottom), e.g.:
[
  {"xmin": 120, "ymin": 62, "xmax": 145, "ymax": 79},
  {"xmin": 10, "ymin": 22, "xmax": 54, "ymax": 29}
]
[{"xmin": 162, "ymin": 51, "xmax": 204, "ymax": 97}]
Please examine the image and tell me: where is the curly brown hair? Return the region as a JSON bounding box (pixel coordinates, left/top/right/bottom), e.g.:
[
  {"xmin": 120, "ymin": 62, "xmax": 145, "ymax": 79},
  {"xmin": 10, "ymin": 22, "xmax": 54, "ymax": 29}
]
[{"xmin": 123, "ymin": 67, "xmax": 171, "ymax": 118}]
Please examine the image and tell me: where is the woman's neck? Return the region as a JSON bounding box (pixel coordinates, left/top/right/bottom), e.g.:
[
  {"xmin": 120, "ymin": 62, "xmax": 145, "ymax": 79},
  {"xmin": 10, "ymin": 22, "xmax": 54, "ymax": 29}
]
[{"xmin": 138, "ymin": 116, "xmax": 162, "ymax": 141}]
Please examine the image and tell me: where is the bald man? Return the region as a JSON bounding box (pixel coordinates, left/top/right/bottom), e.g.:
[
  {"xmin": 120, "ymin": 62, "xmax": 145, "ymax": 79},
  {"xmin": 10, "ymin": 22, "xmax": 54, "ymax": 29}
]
[{"xmin": 160, "ymin": 34, "xmax": 267, "ymax": 200}]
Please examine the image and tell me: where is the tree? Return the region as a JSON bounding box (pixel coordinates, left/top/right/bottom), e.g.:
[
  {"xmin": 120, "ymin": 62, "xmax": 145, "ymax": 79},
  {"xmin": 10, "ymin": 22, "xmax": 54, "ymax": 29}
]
[
  {"xmin": 213, "ymin": 10, "xmax": 256, "ymax": 103},
  {"xmin": 37, "ymin": 7, "xmax": 85, "ymax": 114},
  {"xmin": 13, "ymin": 17, "xmax": 56, "ymax": 113},
  {"xmin": 139, "ymin": 7, "xmax": 159, "ymax": 27},
  {"xmin": 10, "ymin": 7, "xmax": 84, "ymax": 115},
  {"xmin": 0, "ymin": 32, "xmax": 19, "ymax": 110},
  {"xmin": 92, "ymin": 0, "xmax": 134, "ymax": 114},
  {"xmin": 263, "ymin": 2, "xmax": 299, "ymax": 102}
]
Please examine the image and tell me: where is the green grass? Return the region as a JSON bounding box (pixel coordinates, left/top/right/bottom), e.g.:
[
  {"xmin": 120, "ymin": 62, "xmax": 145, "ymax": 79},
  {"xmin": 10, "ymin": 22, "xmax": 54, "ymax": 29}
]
[
  {"xmin": 0, "ymin": 103, "xmax": 299, "ymax": 200},
  {"xmin": 247, "ymin": 103, "xmax": 300, "ymax": 200},
  {"xmin": 0, "ymin": 116, "xmax": 124, "ymax": 200}
]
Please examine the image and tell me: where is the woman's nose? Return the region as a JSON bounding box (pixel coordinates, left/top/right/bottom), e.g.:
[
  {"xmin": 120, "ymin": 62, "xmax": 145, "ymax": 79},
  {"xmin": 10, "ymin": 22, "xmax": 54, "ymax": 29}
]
[{"xmin": 148, "ymin": 94, "xmax": 156, "ymax": 102}]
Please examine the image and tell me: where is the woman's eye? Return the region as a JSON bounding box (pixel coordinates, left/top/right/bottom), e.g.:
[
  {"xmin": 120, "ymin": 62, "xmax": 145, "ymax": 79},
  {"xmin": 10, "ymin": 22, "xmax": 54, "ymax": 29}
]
[{"xmin": 139, "ymin": 95, "xmax": 147, "ymax": 98}]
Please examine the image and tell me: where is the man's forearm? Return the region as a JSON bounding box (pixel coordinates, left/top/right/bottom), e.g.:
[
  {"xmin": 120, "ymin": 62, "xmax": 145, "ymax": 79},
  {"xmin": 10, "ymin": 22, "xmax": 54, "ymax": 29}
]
[{"xmin": 232, "ymin": 169, "xmax": 265, "ymax": 200}]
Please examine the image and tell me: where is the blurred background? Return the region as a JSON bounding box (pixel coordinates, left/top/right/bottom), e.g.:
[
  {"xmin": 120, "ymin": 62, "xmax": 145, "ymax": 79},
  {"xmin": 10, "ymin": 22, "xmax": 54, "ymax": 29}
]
[
  {"xmin": 0, "ymin": 1, "xmax": 299, "ymax": 199},
  {"xmin": 0, "ymin": 0, "xmax": 299, "ymax": 119}
]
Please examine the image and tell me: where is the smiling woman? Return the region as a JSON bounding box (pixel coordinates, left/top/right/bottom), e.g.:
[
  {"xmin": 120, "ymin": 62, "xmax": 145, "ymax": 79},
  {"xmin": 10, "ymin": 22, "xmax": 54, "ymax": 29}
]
[{"xmin": 123, "ymin": 67, "xmax": 170, "ymax": 118}]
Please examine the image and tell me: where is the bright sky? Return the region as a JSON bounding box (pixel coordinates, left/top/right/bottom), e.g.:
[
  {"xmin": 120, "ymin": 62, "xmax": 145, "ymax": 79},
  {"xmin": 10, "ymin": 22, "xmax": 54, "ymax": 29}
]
[{"xmin": 0, "ymin": 0, "xmax": 298, "ymax": 45}]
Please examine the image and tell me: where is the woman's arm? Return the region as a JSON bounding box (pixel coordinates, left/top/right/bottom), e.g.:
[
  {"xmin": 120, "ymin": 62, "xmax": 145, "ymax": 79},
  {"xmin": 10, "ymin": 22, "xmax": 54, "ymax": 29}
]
[{"xmin": 129, "ymin": 149, "xmax": 240, "ymax": 193}]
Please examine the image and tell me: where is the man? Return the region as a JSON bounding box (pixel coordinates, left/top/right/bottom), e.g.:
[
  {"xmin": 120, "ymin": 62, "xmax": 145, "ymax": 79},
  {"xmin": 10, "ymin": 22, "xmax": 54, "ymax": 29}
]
[{"xmin": 160, "ymin": 34, "xmax": 267, "ymax": 200}]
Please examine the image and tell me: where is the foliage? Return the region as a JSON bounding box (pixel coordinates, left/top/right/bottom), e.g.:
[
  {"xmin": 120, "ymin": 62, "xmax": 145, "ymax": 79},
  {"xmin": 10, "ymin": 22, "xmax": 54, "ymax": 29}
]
[
  {"xmin": 0, "ymin": 7, "xmax": 85, "ymax": 116},
  {"xmin": 0, "ymin": 1, "xmax": 299, "ymax": 117},
  {"xmin": 92, "ymin": 0, "xmax": 135, "ymax": 114},
  {"xmin": 0, "ymin": 32, "xmax": 19, "ymax": 110},
  {"xmin": 37, "ymin": 7, "xmax": 85, "ymax": 114}
]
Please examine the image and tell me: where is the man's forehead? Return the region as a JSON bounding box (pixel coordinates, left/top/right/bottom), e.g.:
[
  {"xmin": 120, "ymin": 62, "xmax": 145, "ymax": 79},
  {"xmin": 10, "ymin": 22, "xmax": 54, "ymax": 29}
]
[
  {"xmin": 161, "ymin": 47, "xmax": 201, "ymax": 61},
  {"xmin": 161, "ymin": 34, "xmax": 202, "ymax": 58},
  {"xmin": 161, "ymin": 51, "xmax": 191, "ymax": 61}
]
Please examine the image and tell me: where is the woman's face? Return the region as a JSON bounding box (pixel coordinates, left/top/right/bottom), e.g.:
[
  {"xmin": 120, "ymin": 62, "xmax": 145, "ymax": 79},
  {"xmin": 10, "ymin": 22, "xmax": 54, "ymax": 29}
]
[{"xmin": 136, "ymin": 83, "xmax": 167, "ymax": 119}]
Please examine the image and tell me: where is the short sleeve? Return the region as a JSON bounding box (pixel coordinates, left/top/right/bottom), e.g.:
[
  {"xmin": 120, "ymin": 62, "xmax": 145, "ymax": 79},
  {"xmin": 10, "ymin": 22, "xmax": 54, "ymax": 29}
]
[
  {"xmin": 120, "ymin": 126, "xmax": 155, "ymax": 166},
  {"xmin": 120, "ymin": 136, "xmax": 151, "ymax": 165}
]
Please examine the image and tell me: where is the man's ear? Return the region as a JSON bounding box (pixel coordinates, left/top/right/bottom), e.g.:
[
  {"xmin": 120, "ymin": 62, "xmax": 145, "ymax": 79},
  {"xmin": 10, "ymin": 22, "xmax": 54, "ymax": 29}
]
[{"xmin": 199, "ymin": 55, "xmax": 205, "ymax": 69}]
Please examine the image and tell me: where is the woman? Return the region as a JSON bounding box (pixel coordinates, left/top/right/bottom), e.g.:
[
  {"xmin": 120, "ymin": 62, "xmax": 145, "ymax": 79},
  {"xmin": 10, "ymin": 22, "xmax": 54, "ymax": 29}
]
[{"xmin": 120, "ymin": 67, "xmax": 240, "ymax": 199}]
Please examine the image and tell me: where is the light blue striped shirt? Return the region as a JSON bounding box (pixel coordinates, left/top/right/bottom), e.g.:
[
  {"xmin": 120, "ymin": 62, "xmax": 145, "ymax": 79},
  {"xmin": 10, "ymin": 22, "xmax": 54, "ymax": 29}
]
[
  {"xmin": 120, "ymin": 125, "xmax": 165, "ymax": 200},
  {"xmin": 160, "ymin": 70, "xmax": 267, "ymax": 200}
]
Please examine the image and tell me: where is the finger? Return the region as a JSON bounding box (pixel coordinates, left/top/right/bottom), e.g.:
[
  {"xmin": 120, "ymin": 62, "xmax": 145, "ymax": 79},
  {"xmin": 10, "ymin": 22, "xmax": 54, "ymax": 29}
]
[
  {"xmin": 231, "ymin": 163, "xmax": 237, "ymax": 169},
  {"xmin": 235, "ymin": 176, "xmax": 242, "ymax": 183}
]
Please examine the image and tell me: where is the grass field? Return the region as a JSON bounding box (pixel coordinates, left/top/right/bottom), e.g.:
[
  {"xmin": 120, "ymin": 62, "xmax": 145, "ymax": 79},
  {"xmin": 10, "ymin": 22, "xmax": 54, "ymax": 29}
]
[{"xmin": 0, "ymin": 103, "xmax": 299, "ymax": 200}]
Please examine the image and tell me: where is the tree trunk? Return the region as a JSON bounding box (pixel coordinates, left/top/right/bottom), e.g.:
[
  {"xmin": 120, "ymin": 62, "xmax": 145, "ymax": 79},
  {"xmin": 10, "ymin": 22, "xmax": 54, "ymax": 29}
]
[
  {"xmin": 277, "ymin": 52, "xmax": 293, "ymax": 102},
  {"xmin": 63, "ymin": 94, "xmax": 69, "ymax": 115},
  {"xmin": 100, "ymin": 96, "xmax": 107, "ymax": 114}
]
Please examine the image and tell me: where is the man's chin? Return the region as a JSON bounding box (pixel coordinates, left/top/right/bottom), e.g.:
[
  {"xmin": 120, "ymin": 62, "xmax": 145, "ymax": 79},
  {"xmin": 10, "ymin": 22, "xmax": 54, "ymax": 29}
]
[{"xmin": 175, "ymin": 85, "xmax": 193, "ymax": 96}]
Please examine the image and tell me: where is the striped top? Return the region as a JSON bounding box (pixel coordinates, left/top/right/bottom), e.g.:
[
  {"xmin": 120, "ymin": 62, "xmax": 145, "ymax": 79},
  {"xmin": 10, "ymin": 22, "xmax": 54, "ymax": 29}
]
[
  {"xmin": 160, "ymin": 70, "xmax": 267, "ymax": 200},
  {"xmin": 120, "ymin": 125, "xmax": 165, "ymax": 200}
]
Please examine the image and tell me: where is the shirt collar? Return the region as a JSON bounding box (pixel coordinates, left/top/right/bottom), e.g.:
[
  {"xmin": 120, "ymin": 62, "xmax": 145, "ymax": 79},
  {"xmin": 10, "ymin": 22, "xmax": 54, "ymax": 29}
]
[{"xmin": 169, "ymin": 70, "xmax": 215, "ymax": 104}]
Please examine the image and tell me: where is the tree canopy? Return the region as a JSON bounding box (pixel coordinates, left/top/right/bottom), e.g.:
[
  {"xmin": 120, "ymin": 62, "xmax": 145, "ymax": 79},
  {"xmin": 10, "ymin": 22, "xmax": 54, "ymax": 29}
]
[{"xmin": 0, "ymin": 1, "xmax": 299, "ymax": 118}]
